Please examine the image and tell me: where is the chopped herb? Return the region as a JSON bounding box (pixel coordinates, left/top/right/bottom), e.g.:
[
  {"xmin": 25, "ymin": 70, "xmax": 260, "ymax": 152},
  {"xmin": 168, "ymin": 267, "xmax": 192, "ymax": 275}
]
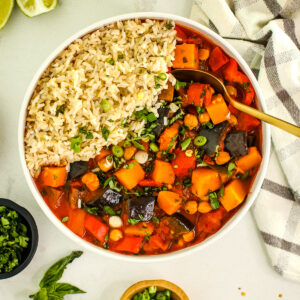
[
  {"xmin": 70, "ymin": 135, "xmax": 82, "ymax": 153},
  {"xmin": 41, "ymin": 190, "xmax": 47, "ymax": 196},
  {"xmin": 196, "ymin": 106, "xmax": 206, "ymax": 114},
  {"xmin": 227, "ymin": 162, "xmax": 236, "ymax": 176},
  {"xmin": 152, "ymin": 217, "xmax": 160, "ymax": 224},
  {"xmin": 179, "ymin": 125, "xmax": 186, "ymax": 136},
  {"xmin": 175, "ymin": 181, "xmax": 181, "ymax": 186},
  {"xmin": 158, "ymin": 72, "xmax": 167, "ymax": 81},
  {"xmin": 241, "ymin": 170, "xmax": 250, "ymax": 180},
  {"xmin": 169, "ymin": 109, "xmax": 184, "ymax": 125},
  {"xmin": 101, "ymin": 126, "xmax": 109, "ymax": 141},
  {"xmin": 209, "ymin": 192, "xmax": 220, "ymax": 210},
  {"xmin": 165, "ymin": 22, "xmax": 173, "ymax": 29},
  {"xmin": 155, "ymin": 83, "xmax": 161, "ymax": 89},
  {"xmin": 181, "ymin": 138, "xmax": 191, "ymax": 151},
  {"xmin": 219, "ymin": 185, "xmax": 225, "ymax": 197},
  {"xmin": 241, "ymin": 82, "xmax": 250, "ymax": 89},
  {"xmin": 105, "ymin": 74, "xmax": 109, "ymax": 77},
  {"xmin": 79, "ymin": 127, "xmax": 93, "ymax": 139},
  {"xmin": 100, "ymin": 99, "xmax": 111, "ymax": 113},
  {"xmin": 182, "ymin": 57, "xmax": 188, "ymax": 63},
  {"xmin": 61, "ymin": 216, "xmax": 69, "ymax": 223},
  {"xmin": 121, "ymin": 119, "xmax": 128, "ymax": 127},
  {"xmin": 150, "ymin": 142, "xmax": 159, "ymax": 152},
  {"xmin": 175, "ymin": 80, "xmax": 187, "ymax": 91},
  {"xmin": 132, "ymin": 140, "xmax": 146, "ymax": 151},
  {"xmin": 83, "ymin": 206, "xmax": 98, "ymax": 216},
  {"xmin": 103, "ymin": 206, "xmax": 116, "ymax": 216},
  {"xmin": 128, "ymin": 218, "xmax": 140, "ymax": 225},
  {"xmin": 118, "ymin": 54, "xmax": 124, "ymax": 59},
  {"xmin": 215, "ymin": 145, "xmax": 220, "ymax": 157},
  {"xmin": 183, "ymin": 178, "xmax": 192, "ymax": 188},
  {"xmin": 124, "ymin": 161, "xmax": 138, "ymax": 169},
  {"xmin": 139, "ymin": 69, "xmax": 143, "ymax": 73},
  {"xmin": 200, "ymin": 88, "xmax": 206, "ymax": 98},
  {"xmin": 202, "ymin": 121, "xmax": 214, "ymax": 129},
  {"xmin": 55, "ymin": 105, "xmax": 65, "ymax": 116},
  {"xmin": 103, "ymin": 176, "xmax": 121, "ymax": 192},
  {"xmin": 106, "ymin": 58, "xmax": 115, "ymax": 65},
  {"xmin": 147, "ymin": 112, "xmax": 157, "ymax": 123},
  {"xmin": 173, "ymin": 165, "xmax": 178, "ymax": 169}
]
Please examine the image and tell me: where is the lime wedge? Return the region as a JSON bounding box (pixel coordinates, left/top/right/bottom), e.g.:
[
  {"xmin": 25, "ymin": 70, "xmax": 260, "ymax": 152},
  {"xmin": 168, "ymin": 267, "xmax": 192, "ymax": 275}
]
[
  {"xmin": 0, "ymin": 0, "xmax": 14, "ymax": 31},
  {"xmin": 16, "ymin": 0, "xmax": 57, "ymax": 17}
]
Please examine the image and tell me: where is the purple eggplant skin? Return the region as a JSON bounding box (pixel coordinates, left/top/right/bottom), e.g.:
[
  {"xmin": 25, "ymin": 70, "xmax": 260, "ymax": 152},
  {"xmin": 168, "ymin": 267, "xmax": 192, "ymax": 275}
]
[
  {"xmin": 162, "ymin": 213, "xmax": 194, "ymax": 236},
  {"xmin": 153, "ymin": 107, "xmax": 170, "ymax": 138},
  {"xmin": 225, "ymin": 131, "xmax": 248, "ymax": 158},
  {"xmin": 68, "ymin": 161, "xmax": 88, "ymax": 179},
  {"xmin": 99, "ymin": 189, "xmax": 122, "ymax": 207},
  {"xmin": 128, "ymin": 196, "xmax": 155, "ymax": 221},
  {"xmin": 198, "ymin": 121, "xmax": 228, "ymax": 156}
]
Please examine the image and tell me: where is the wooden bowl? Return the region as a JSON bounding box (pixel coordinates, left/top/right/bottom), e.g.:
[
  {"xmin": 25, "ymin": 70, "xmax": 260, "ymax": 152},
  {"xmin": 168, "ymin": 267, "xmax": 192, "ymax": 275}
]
[{"xmin": 120, "ymin": 279, "xmax": 189, "ymax": 300}]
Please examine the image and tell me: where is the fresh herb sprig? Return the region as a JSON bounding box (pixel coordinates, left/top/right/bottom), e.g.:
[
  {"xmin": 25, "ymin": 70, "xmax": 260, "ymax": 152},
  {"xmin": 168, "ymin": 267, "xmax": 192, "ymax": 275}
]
[{"xmin": 29, "ymin": 251, "xmax": 85, "ymax": 300}]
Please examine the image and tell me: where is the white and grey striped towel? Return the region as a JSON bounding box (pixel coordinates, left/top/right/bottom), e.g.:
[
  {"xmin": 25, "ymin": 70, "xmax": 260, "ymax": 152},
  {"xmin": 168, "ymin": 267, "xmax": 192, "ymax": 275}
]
[{"xmin": 190, "ymin": 0, "xmax": 300, "ymax": 281}]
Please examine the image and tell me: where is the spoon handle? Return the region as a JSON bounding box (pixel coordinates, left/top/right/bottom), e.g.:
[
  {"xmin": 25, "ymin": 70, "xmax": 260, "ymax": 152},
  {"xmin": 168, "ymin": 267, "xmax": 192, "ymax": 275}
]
[{"xmin": 230, "ymin": 99, "xmax": 300, "ymax": 137}]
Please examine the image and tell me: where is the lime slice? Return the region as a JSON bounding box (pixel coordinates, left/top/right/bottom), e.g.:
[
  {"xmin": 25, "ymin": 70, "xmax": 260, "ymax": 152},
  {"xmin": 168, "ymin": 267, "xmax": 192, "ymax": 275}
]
[
  {"xmin": 0, "ymin": 0, "xmax": 14, "ymax": 31},
  {"xmin": 16, "ymin": 0, "xmax": 57, "ymax": 17}
]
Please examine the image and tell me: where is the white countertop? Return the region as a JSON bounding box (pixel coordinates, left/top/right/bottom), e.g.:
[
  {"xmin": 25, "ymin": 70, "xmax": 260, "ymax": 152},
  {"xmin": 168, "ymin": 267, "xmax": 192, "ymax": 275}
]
[{"xmin": 1, "ymin": 0, "xmax": 300, "ymax": 299}]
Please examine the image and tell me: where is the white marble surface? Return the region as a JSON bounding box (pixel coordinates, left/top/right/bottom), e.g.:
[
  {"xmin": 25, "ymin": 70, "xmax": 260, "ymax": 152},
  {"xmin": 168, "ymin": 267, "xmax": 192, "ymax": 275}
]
[{"xmin": 1, "ymin": 0, "xmax": 300, "ymax": 299}]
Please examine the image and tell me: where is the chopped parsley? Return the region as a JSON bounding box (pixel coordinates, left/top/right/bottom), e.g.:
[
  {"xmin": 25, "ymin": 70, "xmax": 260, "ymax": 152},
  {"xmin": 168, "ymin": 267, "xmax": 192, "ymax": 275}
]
[
  {"xmin": 227, "ymin": 162, "xmax": 236, "ymax": 176},
  {"xmin": 101, "ymin": 126, "xmax": 110, "ymax": 141},
  {"xmin": 209, "ymin": 192, "xmax": 220, "ymax": 210},
  {"xmin": 55, "ymin": 104, "xmax": 65, "ymax": 116},
  {"xmin": 165, "ymin": 22, "xmax": 173, "ymax": 30},
  {"xmin": 70, "ymin": 135, "xmax": 82, "ymax": 153}
]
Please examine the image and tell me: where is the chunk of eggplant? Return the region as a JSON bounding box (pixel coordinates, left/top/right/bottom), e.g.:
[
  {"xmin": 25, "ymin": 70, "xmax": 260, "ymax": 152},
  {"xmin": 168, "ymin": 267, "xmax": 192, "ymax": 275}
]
[
  {"xmin": 98, "ymin": 188, "xmax": 123, "ymax": 207},
  {"xmin": 128, "ymin": 196, "xmax": 155, "ymax": 221},
  {"xmin": 68, "ymin": 161, "xmax": 89, "ymax": 180},
  {"xmin": 225, "ymin": 131, "xmax": 248, "ymax": 158},
  {"xmin": 153, "ymin": 107, "xmax": 170, "ymax": 137},
  {"xmin": 162, "ymin": 213, "xmax": 194, "ymax": 236},
  {"xmin": 198, "ymin": 121, "xmax": 228, "ymax": 156}
]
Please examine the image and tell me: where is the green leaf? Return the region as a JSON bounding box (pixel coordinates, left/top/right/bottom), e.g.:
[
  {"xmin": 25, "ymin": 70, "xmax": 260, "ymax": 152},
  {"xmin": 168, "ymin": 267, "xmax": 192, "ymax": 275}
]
[
  {"xmin": 209, "ymin": 192, "xmax": 220, "ymax": 210},
  {"xmin": 49, "ymin": 283, "xmax": 85, "ymax": 298},
  {"xmin": 30, "ymin": 288, "xmax": 49, "ymax": 300},
  {"xmin": 101, "ymin": 126, "xmax": 109, "ymax": 141},
  {"xmin": 39, "ymin": 251, "xmax": 83, "ymax": 288}
]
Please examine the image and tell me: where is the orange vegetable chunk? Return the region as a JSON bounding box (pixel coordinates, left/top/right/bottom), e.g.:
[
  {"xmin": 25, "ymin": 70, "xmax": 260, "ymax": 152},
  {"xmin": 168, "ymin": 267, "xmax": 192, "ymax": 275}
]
[
  {"xmin": 115, "ymin": 160, "xmax": 145, "ymax": 190},
  {"xmin": 191, "ymin": 168, "xmax": 222, "ymax": 199},
  {"xmin": 208, "ymin": 46, "xmax": 229, "ymax": 72},
  {"xmin": 125, "ymin": 222, "xmax": 154, "ymax": 237},
  {"xmin": 84, "ymin": 215, "xmax": 109, "ymax": 242},
  {"xmin": 114, "ymin": 236, "xmax": 143, "ymax": 254},
  {"xmin": 152, "ymin": 160, "xmax": 175, "ymax": 185},
  {"xmin": 81, "ymin": 172, "xmax": 99, "ymax": 191},
  {"xmin": 157, "ymin": 191, "xmax": 182, "ymax": 215},
  {"xmin": 67, "ymin": 208, "xmax": 87, "ymax": 237},
  {"xmin": 173, "ymin": 44, "xmax": 198, "ymax": 69},
  {"xmin": 220, "ymin": 179, "xmax": 249, "ymax": 211},
  {"xmin": 158, "ymin": 122, "xmax": 179, "ymax": 151},
  {"xmin": 39, "ymin": 166, "xmax": 67, "ymax": 187},
  {"xmin": 236, "ymin": 147, "xmax": 262, "ymax": 172},
  {"xmin": 205, "ymin": 94, "xmax": 230, "ymax": 125}
]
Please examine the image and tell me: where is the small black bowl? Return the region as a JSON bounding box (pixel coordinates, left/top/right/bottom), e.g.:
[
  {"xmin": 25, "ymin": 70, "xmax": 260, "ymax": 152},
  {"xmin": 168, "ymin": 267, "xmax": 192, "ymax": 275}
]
[{"xmin": 0, "ymin": 198, "xmax": 38, "ymax": 279}]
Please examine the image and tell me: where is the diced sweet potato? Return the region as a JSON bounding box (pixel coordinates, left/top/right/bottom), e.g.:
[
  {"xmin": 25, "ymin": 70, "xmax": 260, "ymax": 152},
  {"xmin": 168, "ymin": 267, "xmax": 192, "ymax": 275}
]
[
  {"xmin": 205, "ymin": 94, "xmax": 230, "ymax": 125},
  {"xmin": 157, "ymin": 191, "xmax": 183, "ymax": 215},
  {"xmin": 152, "ymin": 160, "xmax": 175, "ymax": 185},
  {"xmin": 125, "ymin": 222, "xmax": 154, "ymax": 237},
  {"xmin": 173, "ymin": 44, "xmax": 198, "ymax": 69},
  {"xmin": 158, "ymin": 122, "xmax": 179, "ymax": 151},
  {"xmin": 115, "ymin": 160, "xmax": 145, "ymax": 190},
  {"xmin": 39, "ymin": 166, "xmax": 67, "ymax": 187},
  {"xmin": 191, "ymin": 168, "xmax": 222, "ymax": 199},
  {"xmin": 236, "ymin": 147, "xmax": 262, "ymax": 172},
  {"xmin": 220, "ymin": 179, "xmax": 249, "ymax": 211}
]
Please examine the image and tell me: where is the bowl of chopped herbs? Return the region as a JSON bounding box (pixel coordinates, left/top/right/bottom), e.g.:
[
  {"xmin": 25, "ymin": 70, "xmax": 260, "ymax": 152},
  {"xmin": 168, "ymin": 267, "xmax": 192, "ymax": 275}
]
[{"xmin": 0, "ymin": 198, "xmax": 38, "ymax": 279}]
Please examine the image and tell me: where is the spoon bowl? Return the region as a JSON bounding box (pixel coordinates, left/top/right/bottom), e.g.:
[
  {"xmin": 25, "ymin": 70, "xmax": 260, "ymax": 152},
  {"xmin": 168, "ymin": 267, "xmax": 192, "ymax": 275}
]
[{"xmin": 172, "ymin": 69, "xmax": 300, "ymax": 137}]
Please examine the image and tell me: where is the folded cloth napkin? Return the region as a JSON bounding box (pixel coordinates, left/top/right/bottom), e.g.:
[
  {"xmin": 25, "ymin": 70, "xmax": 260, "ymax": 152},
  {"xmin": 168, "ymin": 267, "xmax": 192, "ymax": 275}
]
[{"xmin": 190, "ymin": 0, "xmax": 300, "ymax": 281}]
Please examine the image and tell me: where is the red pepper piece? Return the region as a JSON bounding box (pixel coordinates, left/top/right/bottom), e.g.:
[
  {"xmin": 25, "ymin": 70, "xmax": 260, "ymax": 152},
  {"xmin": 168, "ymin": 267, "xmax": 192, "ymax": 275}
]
[
  {"xmin": 208, "ymin": 47, "xmax": 229, "ymax": 72},
  {"xmin": 114, "ymin": 236, "xmax": 143, "ymax": 254},
  {"xmin": 84, "ymin": 215, "xmax": 109, "ymax": 242},
  {"xmin": 171, "ymin": 149, "xmax": 196, "ymax": 177}
]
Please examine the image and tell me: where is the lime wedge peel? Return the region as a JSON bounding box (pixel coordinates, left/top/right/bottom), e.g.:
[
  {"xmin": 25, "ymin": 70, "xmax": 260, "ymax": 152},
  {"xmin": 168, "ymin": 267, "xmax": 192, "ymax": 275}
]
[
  {"xmin": 0, "ymin": 0, "xmax": 14, "ymax": 31},
  {"xmin": 16, "ymin": 0, "xmax": 57, "ymax": 18}
]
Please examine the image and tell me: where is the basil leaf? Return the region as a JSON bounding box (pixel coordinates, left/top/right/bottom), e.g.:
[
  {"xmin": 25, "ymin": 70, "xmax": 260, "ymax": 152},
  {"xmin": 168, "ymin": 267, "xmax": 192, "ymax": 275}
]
[
  {"xmin": 39, "ymin": 251, "xmax": 83, "ymax": 288},
  {"xmin": 49, "ymin": 282, "xmax": 85, "ymax": 297},
  {"xmin": 29, "ymin": 288, "xmax": 49, "ymax": 300}
]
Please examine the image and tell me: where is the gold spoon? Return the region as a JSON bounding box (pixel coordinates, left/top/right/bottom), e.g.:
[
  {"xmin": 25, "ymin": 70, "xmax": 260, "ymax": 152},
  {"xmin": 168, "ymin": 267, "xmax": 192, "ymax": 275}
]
[{"xmin": 172, "ymin": 69, "xmax": 300, "ymax": 137}]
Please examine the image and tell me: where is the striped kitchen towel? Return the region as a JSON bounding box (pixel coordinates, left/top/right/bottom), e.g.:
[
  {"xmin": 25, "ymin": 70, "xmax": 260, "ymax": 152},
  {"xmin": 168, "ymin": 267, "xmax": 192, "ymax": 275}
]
[{"xmin": 190, "ymin": 0, "xmax": 300, "ymax": 281}]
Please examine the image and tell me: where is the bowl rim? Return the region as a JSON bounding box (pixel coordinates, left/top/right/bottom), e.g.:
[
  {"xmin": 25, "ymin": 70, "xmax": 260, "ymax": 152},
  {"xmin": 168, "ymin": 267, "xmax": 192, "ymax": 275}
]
[
  {"xmin": 18, "ymin": 12, "xmax": 271, "ymax": 262},
  {"xmin": 0, "ymin": 198, "xmax": 39, "ymax": 279}
]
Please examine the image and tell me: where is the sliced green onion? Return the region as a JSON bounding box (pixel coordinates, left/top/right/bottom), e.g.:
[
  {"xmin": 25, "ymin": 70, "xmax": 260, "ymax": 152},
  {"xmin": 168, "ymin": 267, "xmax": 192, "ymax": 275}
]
[
  {"xmin": 103, "ymin": 206, "xmax": 116, "ymax": 216},
  {"xmin": 158, "ymin": 72, "xmax": 167, "ymax": 80},
  {"xmin": 70, "ymin": 135, "xmax": 82, "ymax": 153},
  {"xmin": 61, "ymin": 216, "xmax": 69, "ymax": 223},
  {"xmin": 227, "ymin": 162, "xmax": 236, "ymax": 176},
  {"xmin": 106, "ymin": 58, "xmax": 115, "ymax": 65},
  {"xmin": 147, "ymin": 112, "xmax": 157, "ymax": 122},
  {"xmin": 175, "ymin": 80, "xmax": 187, "ymax": 91},
  {"xmin": 132, "ymin": 140, "xmax": 146, "ymax": 151},
  {"xmin": 112, "ymin": 145, "xmax": 124, "ymax": 158},
  {"xmin": 150, "ymin": 142, "xmax": 159, "ymax": 152},
  {"xmin": 181, "ymin": 138, "xmax": 191, "ymax": 151},
  {"xmin": 194, "ymin": 135, "xmax": 207, "ymax": 146},
  {"xmin": 123, "ymin": 140, "xmax": 132, "ymax": 148}
]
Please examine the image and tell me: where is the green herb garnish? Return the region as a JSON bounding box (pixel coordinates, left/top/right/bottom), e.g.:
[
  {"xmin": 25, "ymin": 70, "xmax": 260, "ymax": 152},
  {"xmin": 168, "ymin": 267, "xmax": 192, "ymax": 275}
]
[
  {"xmin": 209, "ymin": 192, "xmax": 220, "ymax": 210},
  {"xmin": 70, "ymin": 136, "xmax": 82, "ymax": 153},
  {"xmin": 181, "ymin": 138, "xmax": 191, "ymax": 151},
  {"xmin": 174, "ymin": 80, "xmax": 187, "ymax": 91},
  {"xmin": 227, "ymin": 162, "xmax": 236, "ymax": 176},
  {"xmin": 165, "ymin": 22, "xmax": 173, "ymax": 29},
  {"xmin": 103, "ymin": 206, "xmax": 116, "ymax": 216},
  {"xmin": 101, "ymin": 126, "xmax": 110, "ymax": 141}
]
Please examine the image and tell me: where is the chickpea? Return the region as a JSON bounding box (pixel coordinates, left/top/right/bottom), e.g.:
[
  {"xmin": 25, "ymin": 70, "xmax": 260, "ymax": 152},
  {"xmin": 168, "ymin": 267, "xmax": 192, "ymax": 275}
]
[
  {"xmin": 124, "ymin": 146, "xmax": 137, "ymax": 161},
  {"xmin": 198, "ymin": 201, "xmax": 213, "ymax": 213},
  {"xmin": 198, "ymin": 112, "xmax": 210, "ymax": 124},
  {"xmin": 182, "ymin": 231, "xmax": 194, "ymax": 242},
  {"xmin": 225, "ymin": 85, "xmax": 237, "ymax": 97},
  {"xmin": 184, "ymin": 200, "xmax": 198, "ymax": 214},
  {"xmin": 215, "ymin": 151, "xmax": 231, "ymax": 165},
  {"xmin": 109, "ymin": 229, "xmax": 123, "ymax": 242},
  {"xmin": 184, "ymin": 114, "xmax": 198, "ymax": 130},
  {"xmin": 198, "ymin": 48, "xmax": 210, "ymax": 60}
]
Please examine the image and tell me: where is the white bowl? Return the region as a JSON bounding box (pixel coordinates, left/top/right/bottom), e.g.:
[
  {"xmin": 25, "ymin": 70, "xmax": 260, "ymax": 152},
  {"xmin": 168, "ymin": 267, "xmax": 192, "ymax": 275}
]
[{"xmin": 18, "ymin": 12, "xmax": 271, "ymax": 262}]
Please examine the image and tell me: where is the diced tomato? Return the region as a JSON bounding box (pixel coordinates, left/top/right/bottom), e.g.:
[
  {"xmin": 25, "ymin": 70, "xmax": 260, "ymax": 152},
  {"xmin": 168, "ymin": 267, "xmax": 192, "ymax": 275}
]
[
  {"xmin": 208, "ymin": 47, "xmax": 229, "ymax": 72},
  {"xmin": 236, "ymin": 112, "xmax": 261, "ymax": 132},
  {"xmin": 114, "ymin": 236, "xmax": 143, "ymax": 254},
  {"xmin": 174, "ymin": 25, "xmax": 188, "ymax": 40},
  {"xmin": 139, "ymin": 179, "xmax": 162, "ymax": 187},
  {"xmin": 67, "ymin": 208, "xmax": 87, "ymax": 237},
  {"xmin": 171, "ymin": 149, "xmax": 196, "ymax": 177},
  {"xmin": 186, "ymin": 83, "xmax": 212, "ymax": 107},
  {"xmin": 84, "ymin": 215, "xmax": 109, "ymax": 242},
  {"xmin": 148, "ymin": 234, "xmax": 169, "ymax": 251}
]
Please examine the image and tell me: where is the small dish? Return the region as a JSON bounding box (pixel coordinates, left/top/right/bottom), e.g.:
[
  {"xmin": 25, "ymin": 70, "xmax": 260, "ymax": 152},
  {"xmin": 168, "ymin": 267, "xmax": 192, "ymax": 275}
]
[
  {"xmin": 0, "ymin": 198, "xmax": 38, "ymax": 279},
  {"xmin": 120, "ymin": 279, "xmax": 189, "ymax": 300}
]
